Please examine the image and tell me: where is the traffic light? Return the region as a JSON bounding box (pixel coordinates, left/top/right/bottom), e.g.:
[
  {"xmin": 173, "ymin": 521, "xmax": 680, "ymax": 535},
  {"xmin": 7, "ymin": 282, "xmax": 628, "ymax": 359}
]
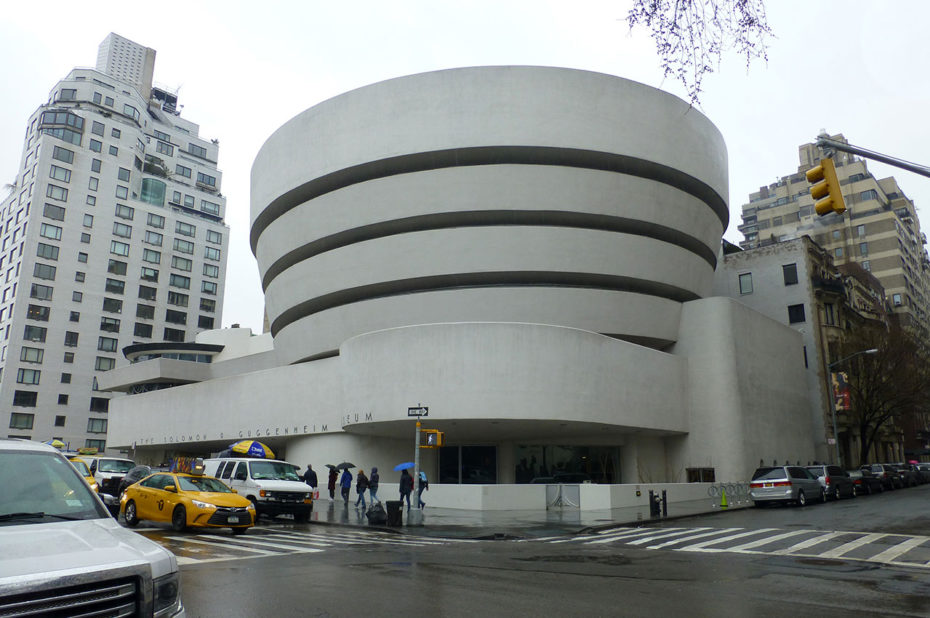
[
  {"xmin": 421, "ymin": 429, "xmax": 444, "ymax": 448},
  {"xmin": 806, "ymin": 157, "xmax": 846, "ymax": 216}
]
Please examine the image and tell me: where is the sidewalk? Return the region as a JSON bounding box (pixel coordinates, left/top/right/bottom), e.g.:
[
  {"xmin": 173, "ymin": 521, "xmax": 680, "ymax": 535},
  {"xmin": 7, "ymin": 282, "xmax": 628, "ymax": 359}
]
[{"xmin": 303, "ymin": 496, "xmax": 751, "ymax": 539}]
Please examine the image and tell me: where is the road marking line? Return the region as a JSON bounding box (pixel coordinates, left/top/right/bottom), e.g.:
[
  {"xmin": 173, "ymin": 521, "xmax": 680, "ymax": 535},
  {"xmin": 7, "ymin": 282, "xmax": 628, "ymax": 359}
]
[
  {"xmin": 817, "ymin": 533, "xmax": 887, "ymax": 559},
  {"xmin": 646, "ymin": 528, "xmax": 743, "ymax": 550},
  {"xmin": 869, "ymin": 537, "xmax": 930, "ymax": 564},
  {"xmin": 726, "ymin": 529, "xmax": 813, "ymax": 552},
  {"xmin": 770, "ymin": 531, "xmax": 846, "ymax": 555},
  {"xmin": 261, "ymin": 531, "xmax": 443, "ymax": 547},
  {"xmin": 626, "ymin": 528, "xmax": 712, "ymax": 546},
  {"xmin": 551, "ymin": 528, "xmax": 646, "ymax": 544},
  {"xmin": 163, "ymin": 536, "xmax": 279, "ymax": 555},
  {"xmin": 676, "ymin": 528, "xmax": 778, "ymax": 552},
  {"xmin": 586, "ymin": 528, "xmax": 683, "ymax": 545},
  {"xmin": 198, "ymin": 535, "xmax": 326, "ymax": 553}
]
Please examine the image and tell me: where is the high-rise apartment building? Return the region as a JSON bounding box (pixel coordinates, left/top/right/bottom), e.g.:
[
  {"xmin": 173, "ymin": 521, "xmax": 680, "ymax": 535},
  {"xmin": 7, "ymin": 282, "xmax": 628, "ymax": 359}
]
[
  {"xmin": 738, "ymin": 134, "xmax": 930, "ymax": 336},
  {"xmin": 1, "ymin": 34, "xmax": 229, "ymax": 451}
]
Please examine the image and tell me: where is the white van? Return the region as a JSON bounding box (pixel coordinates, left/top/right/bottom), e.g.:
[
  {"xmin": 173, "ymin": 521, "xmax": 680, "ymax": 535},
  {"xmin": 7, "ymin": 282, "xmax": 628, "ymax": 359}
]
[
  {"xmin": 203, "ymin": 458, "xmax": 313, "ymax": 521},
  {"xmin": 0, "ymin": 439, "xmax": 183, "ymax": 617},
  {"xmin": 83, "ymin": 455, "xmax": 136, "ymax": 516}
]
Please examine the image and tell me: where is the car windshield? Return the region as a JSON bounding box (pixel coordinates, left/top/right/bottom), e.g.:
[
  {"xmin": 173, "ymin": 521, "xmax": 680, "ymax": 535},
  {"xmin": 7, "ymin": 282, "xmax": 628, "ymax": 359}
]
[
  {"xmin": 250, "ymin": 461, "xmax": 301, "ymax": 481},
  {"xmin": 0, "ymin": 451, "xmax": 108, "ymax": 524},
  {"xmin": 752, "ymin": 467, "xmax": 788, "ymax": 481},
  {"xmin": 98, "ymin": 459, "xmax": 136, "ymax": 473},
  {"xmin": 70, "ymin": 459, "xmax": 91, "ymax": 476},
  {"xmin": 177, "ymin": 475, "xmax": 233, "ymax": 493}
]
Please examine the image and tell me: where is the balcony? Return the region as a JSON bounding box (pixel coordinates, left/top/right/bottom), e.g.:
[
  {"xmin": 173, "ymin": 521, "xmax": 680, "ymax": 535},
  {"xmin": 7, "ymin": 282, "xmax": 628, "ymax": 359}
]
[{"xmin": 812, "ymin": 276, "xmax": 845, "ymax": 295}]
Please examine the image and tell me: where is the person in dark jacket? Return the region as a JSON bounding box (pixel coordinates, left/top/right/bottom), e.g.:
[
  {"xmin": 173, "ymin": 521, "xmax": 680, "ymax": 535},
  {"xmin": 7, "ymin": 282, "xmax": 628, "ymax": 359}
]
[
  {"xmin": 327, "ymin": 468, "xmax": 338, "ymax": 500},
  {"xmin": 355, "ymin": 470, "xmax": 370, "ymax": 509},
  {"xmin": 303, "ymin": 465, "xmax": 318, "ymax": 489},
  {"xmin": 417, "ymin": 470, "xmax": 428, "ymax": 509},
  {"xmin": 399, "ymin": 469, "xmax": 414, "ymax": 508},
  {"xmin": 339, "ymin": 468, "xmax": 352, "ymax": 504},
  {"xmin": 369, "ymin": 467, "xmax": 380, "ymax": 504}
]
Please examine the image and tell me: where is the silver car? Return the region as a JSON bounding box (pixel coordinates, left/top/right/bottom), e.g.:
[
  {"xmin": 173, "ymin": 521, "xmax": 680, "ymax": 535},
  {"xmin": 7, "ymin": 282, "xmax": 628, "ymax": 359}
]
[{"xmin": 750, "ymin": 466, "xmax": 825, "ymax": 507}]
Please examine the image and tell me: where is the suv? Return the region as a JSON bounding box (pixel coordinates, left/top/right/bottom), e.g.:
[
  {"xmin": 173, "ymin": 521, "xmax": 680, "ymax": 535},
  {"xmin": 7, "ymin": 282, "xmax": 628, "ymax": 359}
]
[
  {"xmin": 84, "ymin": 455, "xmax": 137, "ymax": 515},
  {"xmin": 0, "ymin": 439, "xmax": 183, "ymax": 617},
  {"xmin": 203, "ymin": 457, "xmax": 313, "ymax": 521},
  {"xmin": 805, "ymin": 465, "xmax": 856, "ymax": 500},
  {"xmin": 750, "ymin": 466, "xmax": 825, "ymax": 507},
  {"xmin": 863, "ymin": 464, "xmax": 902, "ymax": 490}
]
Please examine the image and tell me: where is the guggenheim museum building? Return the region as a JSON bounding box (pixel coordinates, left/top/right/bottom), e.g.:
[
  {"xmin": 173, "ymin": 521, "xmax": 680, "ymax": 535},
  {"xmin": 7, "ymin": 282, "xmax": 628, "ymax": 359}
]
[{"xmin": 104, "ymin": 66, "xmax": 816, "ymax": 509}]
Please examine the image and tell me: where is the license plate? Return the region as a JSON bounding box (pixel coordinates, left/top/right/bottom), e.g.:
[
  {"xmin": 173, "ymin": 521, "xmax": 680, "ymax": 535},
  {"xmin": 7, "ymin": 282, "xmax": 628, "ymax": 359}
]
[
  {"xmin": 228, "ymin": 515, "xmax": 239, "ymax": 523},
  {"xmin": 764, "ymin": 482, "xmax": 773, "ymax": 488}
]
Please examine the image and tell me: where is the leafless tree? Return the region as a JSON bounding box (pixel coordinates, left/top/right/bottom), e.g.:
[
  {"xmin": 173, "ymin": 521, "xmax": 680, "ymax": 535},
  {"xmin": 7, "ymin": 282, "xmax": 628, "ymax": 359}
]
[
  {"xmin": 839, "ymin": 327, "xmax": 930, "ymax": 466},
  {"xmin": 627, "ymin": 0, "xmax": 774, "ymax": 104}
]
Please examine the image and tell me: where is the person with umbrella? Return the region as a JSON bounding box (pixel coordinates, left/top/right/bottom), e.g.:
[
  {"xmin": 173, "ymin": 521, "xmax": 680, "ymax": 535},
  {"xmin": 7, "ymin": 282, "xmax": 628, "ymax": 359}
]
[
  {"xmin": 339, "ymin": 466, "xmax": 353, "ymax": 505},
  {"xmin": 399, "ymin": 469, "xmax": 414, "ymax": 509},
  {"xmin": 327, "ymin": 466, "xmax": 338, "ymax": 500}
]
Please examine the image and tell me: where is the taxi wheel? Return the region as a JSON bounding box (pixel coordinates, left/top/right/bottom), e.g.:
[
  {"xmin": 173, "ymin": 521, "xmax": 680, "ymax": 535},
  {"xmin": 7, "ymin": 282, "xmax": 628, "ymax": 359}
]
[
  {"xmin": 232, "ymin": 527, "xmax": 247, "ymax": 535},
  {"xmin": 171, "ymin": 505, "xmax": 187, "ymax": 532},
  {"xmin": 124, "ymin": 500, "xmax": 139, "ymax": 527}
]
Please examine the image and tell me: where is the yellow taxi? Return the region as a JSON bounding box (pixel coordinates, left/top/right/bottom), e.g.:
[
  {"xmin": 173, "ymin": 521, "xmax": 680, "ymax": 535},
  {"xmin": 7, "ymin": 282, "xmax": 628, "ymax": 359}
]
[
  {"xmin": 67, "ymin": 456, "xmax": 99, "ymax": 493},
  {"xmin": 120, "ymin": 471, "xmax": 255, "ymax": 534}
]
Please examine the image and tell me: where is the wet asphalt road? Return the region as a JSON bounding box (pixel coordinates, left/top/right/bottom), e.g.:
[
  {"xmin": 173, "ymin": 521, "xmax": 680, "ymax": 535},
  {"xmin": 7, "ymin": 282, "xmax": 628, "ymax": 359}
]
[{"xmin": 147, "ymin": 485, "xmax": 930, "ymax": 617}]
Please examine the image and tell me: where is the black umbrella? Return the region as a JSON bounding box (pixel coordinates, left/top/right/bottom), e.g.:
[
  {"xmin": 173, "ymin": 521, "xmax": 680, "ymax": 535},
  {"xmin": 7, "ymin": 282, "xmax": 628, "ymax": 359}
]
[
  {"xmin": 335, "ymin": 462, "xmax": 356, "ymax": 470},
  {"xmin": 325, "ymin": 464, "xmax": 337, "ymax": 469}
]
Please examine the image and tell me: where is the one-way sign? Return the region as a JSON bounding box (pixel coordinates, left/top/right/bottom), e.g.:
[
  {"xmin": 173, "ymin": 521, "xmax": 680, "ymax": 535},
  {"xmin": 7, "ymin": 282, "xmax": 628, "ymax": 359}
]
[{"xmin": 407, "ymin": 406, "xmax": 429, "ymax": 417}]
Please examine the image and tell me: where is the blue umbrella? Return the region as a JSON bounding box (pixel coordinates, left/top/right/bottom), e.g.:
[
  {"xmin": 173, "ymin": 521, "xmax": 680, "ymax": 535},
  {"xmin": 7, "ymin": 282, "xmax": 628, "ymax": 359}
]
[{"xmin": 393, "ymin": 462, "xmax": 415, "ymax": 471}]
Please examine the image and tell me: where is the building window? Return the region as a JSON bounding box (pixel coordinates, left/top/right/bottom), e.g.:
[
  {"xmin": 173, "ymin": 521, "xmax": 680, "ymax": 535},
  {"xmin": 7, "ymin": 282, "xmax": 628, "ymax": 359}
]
[
  {"xmin": 110, "ymin": 241, "xmax": 130, "ymax": 256},
  {"xmin": 112, "ymin": 222, "xmax": 132, "ymax": 238},
  {"xmin": 87, "ymin": 418, "xmax": 108, "ymax": 433},
  {"xmin": 69, "ymin": 311, "xmax": 80, "ymax": 322},
  {"xmin": 36, "ymin": 243, "xmax": 59, "ymax": 261},
  {"xmin": 108, "ymin": 259, "xmax": 127, "ymax": 275},
  {"xmin": 171, "ymin": 256, "xmax": 192, "ymax": 272},
  {"xmin": 201, "ymin": 200, "xmax": 220, "ymax": 216},
  {"xmin": 164, "ymin": 328, "xmax": 185, "ymax": 342},
  {"xmin": 136, "ymin": 304, "xmax": 155, "ymax": 319},
  {"xmin": 140, "ymin": 178, "xmax": 165, "ymax": 206},
  {"xmin": 198, "ymin": 315, "xmax": 215, "ymax": 329},
  {"xmin": 859, "ymin": 242, "xmax": 868, "ymax": 256},
  {"xmin": 173, "ymin": 239, "xmax": 194, "ymax": 254},
  {"xmin": 33, "ymin": 263, "xmax": 56, "ymax": 280},
  {"xmin": 196, "ymin": 172, "xmax": 216, "ymax": 187},
  {"xmin": 203, "ymin": 264, "xmax": 219, "ymax": 278},
  {"xmin": 94, "ymin": 357, "xmax": 115, "ymax": 371},
  {"xmin": 60, "ymin": 373, "xmax": 71, "ymax": 384},
  {"xmin": 138, "ymin": 286, "xmax": 157, "ymax": 301},
  {"xmin": 175, "ymin": 164, "xmax": 192, "ymax": 178},
  {"xmin": 64, "ymin": 331, "xmax": 79, "ymax": 347},
  {"xmin": 91, "ymin": 158, "xmax": 102, "ymax": 173},
  {"xmin": 862, "ymin": 260, "xmax": 871, "ymax": 271},
  {"xmin": 102, "ymin": 298, "xmax": 123, "ymax": 314},
  {"xmin": 78, "ymin": 252, "xmax": 88, "ymax": 263},
  {"xmin": 16, "ymin": 369, "xmax": 41, "ymax": 385},
  {"xmin": 167, "ymin": 291, "xmax": 188, "ymax": 307},
  {"xmin": 142, "ymin": 249, "xmax": 161, "ymax": 264},
  {"xmin": 55, "ymin": 414, "xmax": 66, "ymax": 424},
  {"xmin": 20, "ymin": 347, "xmax": 44, "ymax": 364},
  {"xmin": 89, "ymin": 139, "xmax": 102, "ymax": 153},
  {"xmin": 118, "ymin": 167, "xmax": 130, "ymax": 182},
  {"xmin": 204, "ymin": 247, "xmax": 221, "ymax": 261},
  {"xmin": 165, "ymin": 309, "xmax": 187, "ymax": 325},
  {"xmin": 12, "ymin": 392, "xmax": 37, "ymax": 408},
  {"xmin": 31, "ymin": 284, "xmax": 53, "ymax": 301},
  {"xmin": 145, "ymin": 231, "xmax": 163, "ymax": 246},
  {"xmin": 52, "ymin": 146, "xmax": 74, "ymax": 164},
  {"xmin": 134, "ymin": 322, "xmax": 153, "ymax": 338},
  {"xmin": 155, "ymin": 140, "xmax": 174, "ymax": 156},
  {"xmin": 89, "ymin": 397, "xmax": 110, "ymax": 413},
  {"xmin": 147, "ymin": 213, "xmax": 165, "ymax": 229},
  {"xmin": 85, "ymin": 439, "xmax": 106, "ymax": 451},
  {"xmin": 49, "ymin": 165, "xmax": 71, "ymax": 183},
  {"xmin": 835, "ymin": 247, "xmax": 844, "ymax": 258},
  {"xmin": 832, "ymin": 230, "xmax": 841, "ymax": 240},
  {"xmin": 206, "ymin": 230, "xmax": 222, "ymax": 244},
  {"xmin": 738, "ymin": 273, "xmax": 753, "ymax": 295},
  {"xmin": 824, "ymin": 303, "xmax": 836, "ymax": 326},
  {"xmin": 201, "ymin": 281, "xmax": 217, "ymax": 295},
  {"xmin": 787, "ymin": 303, "xmax": 806, "ymax": 324},
  {"xmin": 63, "ymin": 352, "xmax": 74, "ymax": 363},
  {"xmin": 200, "ymin": 298, "xmax": 216, "ymax": 313},
  {"xmin": 91, "ymin": 120, "xmax": 105, "ymax": 136},
  {"xmin": 189, "ymin": 143, "xmax": 208, "ymax": 158},
  {"xmin": 892, "ymin": 293, "xmax": 903, "ymax": 307},
  {"xmin": 98, "ymin": 337, "xmax": 118, "ymax": 352},
  {"xmin": 782, "ymin": 263, "xmax": 798, "ymax": 286},
  {"xmin": 115, "ymin": 204, "xmax": 135, "ymax": 220},
  {"xmin": 81, "ymin": 233, "xmax": 91, "ymax": 244},
  {"xmin": 10, "ymin": 411, "xmax": 35, "ymax": 427},
  {"xmin": 27, "ymin": 304, "xmax": 50, "ymax": 321},
  {"xmin": 141, "ymin": 267, "xmax": 159, "ymax": 282},
  {"xmin": 24, "ymin": 325, "xmax": 47, "ymax": 343},
  {"xmin": 39, "ymin": 223, "xmax": 63, "ymax": 240},
  {"xmin": 100, "ymin": 317, "xmax": 120, "ymax": 333},
  {"xmin": 169, "ymin": 274, "xmax": 190, "ymax": 289},
  {"xmin": 856, "ymin": 224, "xmax": 866, "ymax": 237}
]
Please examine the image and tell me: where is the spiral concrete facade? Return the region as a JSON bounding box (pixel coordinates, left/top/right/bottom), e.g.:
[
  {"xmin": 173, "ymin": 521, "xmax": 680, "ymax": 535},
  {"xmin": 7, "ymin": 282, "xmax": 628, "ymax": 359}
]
[
  {"xmin": 106, "ymin": 67, "xmax": 820, "ymax": 503},
  {"xmin": 251, "ymin": 66, "xmax": 729, "ymax": 364}
]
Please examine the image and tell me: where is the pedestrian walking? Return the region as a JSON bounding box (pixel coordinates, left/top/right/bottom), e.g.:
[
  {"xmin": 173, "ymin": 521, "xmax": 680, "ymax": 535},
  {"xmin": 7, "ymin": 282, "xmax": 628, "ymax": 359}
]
[
  {"xmin": 303, "ymin": 465, "xmax": 318, "ymax": 489},
  {"xmin": 369, "ymin": 467, "xmax": 380, "ymax": 503},
  {"xmin": 355, "ymin": 470, "xmax": 370, "ymax": 509},
  {"xmin": 339, "ymin": 468, "xmax": 352, "ymax": 505},
  {"xmin": 327, "ymin": 467, "xmax": 338, "ymax": 500},
  {"xmin": 399, "ymin": 469, "xmax": 414, "ymax": 508},
  {"xmin": 417, "ymin": 470, "xmax": 429, "ymax": 509}
]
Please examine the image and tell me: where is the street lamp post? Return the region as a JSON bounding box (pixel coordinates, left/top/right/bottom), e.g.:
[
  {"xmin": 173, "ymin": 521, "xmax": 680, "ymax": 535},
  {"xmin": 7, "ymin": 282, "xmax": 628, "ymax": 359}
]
[{"xmin": 827, "ymin": 348, "xmax": 878, "ymax": 467}]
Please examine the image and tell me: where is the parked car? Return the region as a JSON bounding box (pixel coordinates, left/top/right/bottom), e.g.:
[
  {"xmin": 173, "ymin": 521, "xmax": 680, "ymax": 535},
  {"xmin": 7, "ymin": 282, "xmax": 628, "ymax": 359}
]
[
  {"xmin": 863, "ymin": 464, "xmax": 902, "ymax": 490},
  {"xmin": 916, "ymin": 463, "xmax": 930, "ymax": 483},
  {"xmin": 750, "ymin": 466, "xmax": 825, "ymax": 507},
  {"xmin": 847, "ymin": 468, "xmax": 884, "ymax": 495},
  {"xmin": 805, "ymin": 465, "xmax": 855, "ymax": 500},
  {"xmin": 887, "ymin": 463, "xmax": 921, "ymax": 487}
]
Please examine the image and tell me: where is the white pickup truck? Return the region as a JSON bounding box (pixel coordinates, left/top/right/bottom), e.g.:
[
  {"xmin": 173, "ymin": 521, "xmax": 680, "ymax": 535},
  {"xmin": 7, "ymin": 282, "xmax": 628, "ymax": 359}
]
[{"xmin": 0, "ymin": 439, "xmax": 184, "ymax": 617}]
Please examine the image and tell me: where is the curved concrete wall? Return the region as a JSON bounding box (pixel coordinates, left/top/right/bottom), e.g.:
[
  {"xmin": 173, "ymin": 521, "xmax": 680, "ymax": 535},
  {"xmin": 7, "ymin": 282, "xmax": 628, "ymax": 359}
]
[{"xmin": 251, "ymin": 66, "xmax": 728, "ymax": 364}]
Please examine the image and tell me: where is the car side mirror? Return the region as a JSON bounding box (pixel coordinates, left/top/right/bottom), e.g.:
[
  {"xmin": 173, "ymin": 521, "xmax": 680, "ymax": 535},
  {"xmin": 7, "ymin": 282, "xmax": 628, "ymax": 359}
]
[{"xmin": 164, "ymin": 485, "xmax": 177, "ymax": 493}]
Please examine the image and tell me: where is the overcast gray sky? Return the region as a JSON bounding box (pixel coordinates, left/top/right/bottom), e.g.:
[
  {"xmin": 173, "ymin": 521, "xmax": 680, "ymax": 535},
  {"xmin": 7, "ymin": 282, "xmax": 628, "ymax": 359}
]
[{"xmin": 2, "ymin": 1, "xmax": 928, "ymax": 333}]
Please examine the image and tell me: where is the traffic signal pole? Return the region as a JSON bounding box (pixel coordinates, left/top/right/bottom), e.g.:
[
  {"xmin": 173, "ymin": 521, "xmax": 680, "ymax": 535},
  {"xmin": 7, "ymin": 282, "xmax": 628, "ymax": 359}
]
[
  {"xmin": 816, "ymin": 136, "xmax": 930, "ymax": 179},
  {"xmin": 409, "ymin": 420, "xmax": 423, "ymax": 526}
]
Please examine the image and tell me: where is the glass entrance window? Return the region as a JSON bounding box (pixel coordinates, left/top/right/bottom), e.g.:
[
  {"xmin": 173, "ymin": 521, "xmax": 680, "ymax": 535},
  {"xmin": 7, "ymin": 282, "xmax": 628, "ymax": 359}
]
[
  {"xmin": 439, "ymin": 446, "xmax": 497, "ymax": 484},
  {"xmin": 514, "ymin": 445, "xmax": 621, "ymax": 484}
]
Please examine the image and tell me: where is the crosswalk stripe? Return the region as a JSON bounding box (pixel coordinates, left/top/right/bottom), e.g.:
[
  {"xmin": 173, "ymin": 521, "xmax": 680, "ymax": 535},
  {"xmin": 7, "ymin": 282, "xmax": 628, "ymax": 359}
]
[
  {"xmin": 818, "ymin": 533, "xmax": 887, "ymax": 559},
  {"xmin": 869, "ymin": 537, "xmax": 929, "ymax": 564},
  {"xmin": 164, "ymin": 536, "xmax": 278, "ymax": 555},
  {"xmin": 196, "ymin": 535, "xmax": 325, "ymax": 553},
  {"xmin": 626, "ymin": 528, "xmax": 711, "ymax": 546},
  {"xmin": 584, "ymin": 528, "xmax": 666, "ymax": 545},
  {"xmin": 646, "ymin": 528, "xmax": 743, "ymax": 550},
  {"xmin": 770, "ymin": 531, "xmax": 846, "ymax": 555},
  {"xmin": 726, "ymin": 529, "xmax": 813, "ymax": 552},
  {"xmin": 677, "ymin": 528, "xmax": 778, "ymax": 552},
  {"xmin": 264, "ymin": 531, "xmax": 442, "ymax": 547}
]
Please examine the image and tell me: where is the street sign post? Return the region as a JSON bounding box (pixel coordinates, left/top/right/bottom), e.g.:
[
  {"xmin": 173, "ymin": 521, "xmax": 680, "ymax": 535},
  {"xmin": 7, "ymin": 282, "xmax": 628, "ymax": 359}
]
[{"xmin": 408, "ymin": 406, "xmax": 429, "ymax": 417}]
